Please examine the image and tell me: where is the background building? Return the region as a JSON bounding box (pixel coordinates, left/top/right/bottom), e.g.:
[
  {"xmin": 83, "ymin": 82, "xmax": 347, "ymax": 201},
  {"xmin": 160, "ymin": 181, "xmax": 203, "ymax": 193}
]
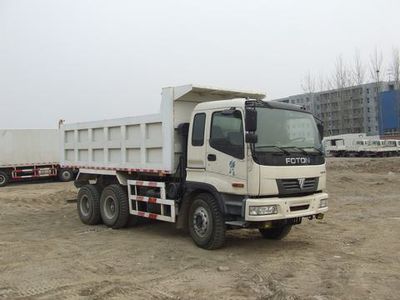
[
  {"xmin": 274, "ymin": 82, "xmax": 399, "ymax": 137},
  {"xmin": 378, "ymin": 90, "xmax": 400, "ymax": 137}
]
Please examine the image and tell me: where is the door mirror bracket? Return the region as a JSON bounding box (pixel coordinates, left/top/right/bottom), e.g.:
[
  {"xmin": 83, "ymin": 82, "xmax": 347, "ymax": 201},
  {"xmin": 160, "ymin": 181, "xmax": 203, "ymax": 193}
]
[{"xmin": 245, "ymin": 132, "xmax": 258, "ymax": 143}]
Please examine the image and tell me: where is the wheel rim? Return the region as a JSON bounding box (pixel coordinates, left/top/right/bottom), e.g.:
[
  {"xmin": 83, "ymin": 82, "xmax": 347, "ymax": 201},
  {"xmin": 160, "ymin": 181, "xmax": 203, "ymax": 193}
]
[
  {"xmin": 104, "ymin": 196, "xmax": 117, "ymax": 220},
  {"xmin": 193, "ymin": 206, "xmax": 210, "ymax": 237},
  {"xmin": 80, "ymin": 195, "xmax": 90, "ymax": 216},
  {"xmin": 62, "ymin": 171, "xmax": 71, "ymax": 180},
  {"xmin": 0, "ymin": 175, "xmax": 5, "ymax": 185}
]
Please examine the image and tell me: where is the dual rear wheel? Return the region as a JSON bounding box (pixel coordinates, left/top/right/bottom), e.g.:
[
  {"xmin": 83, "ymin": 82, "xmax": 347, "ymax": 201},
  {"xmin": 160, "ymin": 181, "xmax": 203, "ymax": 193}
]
[{"xmin": 77, "ymin": 184, "xmax": 137, "ymax": 229}]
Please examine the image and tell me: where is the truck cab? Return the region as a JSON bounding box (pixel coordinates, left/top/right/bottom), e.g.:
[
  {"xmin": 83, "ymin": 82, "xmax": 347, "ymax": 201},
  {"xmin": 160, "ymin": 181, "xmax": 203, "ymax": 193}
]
[
  {"xmin": 182, "ymin": 98, "xmax": 328, "ymax": 247},
  {"xmin": 323, "ymin": 138, "xmax": 346, "ymax": 156}
]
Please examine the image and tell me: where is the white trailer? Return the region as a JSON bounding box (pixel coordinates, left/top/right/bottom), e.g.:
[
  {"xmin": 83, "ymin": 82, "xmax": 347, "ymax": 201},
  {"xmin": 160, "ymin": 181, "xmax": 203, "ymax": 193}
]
[
  {"xmin": 382, "ymin": 140, "xmax": 400, "ymax": 156},
  {"xmin": 0, "ymin": 129, "xmax": 75, "ymax": 187},
  {"xmin": 323, "ymin": 134, "xmax": 400, "ymax": 157},
  {"xmin": 323, "ymin": 133, "xmax": 369, "ymax": 157},
  {"xmin": 356, "ymin": 139, "xmax": 399, "ymax": 157},
  {"xmin": 61, "ymin": 84, "xmax": 328, "ymax": 249}
]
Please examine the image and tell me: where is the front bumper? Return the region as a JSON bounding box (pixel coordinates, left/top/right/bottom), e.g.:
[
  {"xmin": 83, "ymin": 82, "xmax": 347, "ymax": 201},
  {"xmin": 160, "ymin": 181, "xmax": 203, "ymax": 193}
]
[{"xmin": 245, "ymin": 192, "xmax": 328, "ymax": 222}]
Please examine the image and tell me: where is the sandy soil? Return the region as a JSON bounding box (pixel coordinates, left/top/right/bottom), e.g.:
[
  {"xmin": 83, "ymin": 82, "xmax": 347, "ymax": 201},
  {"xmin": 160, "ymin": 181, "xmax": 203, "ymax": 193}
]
[{"xmin": 0, "ymin": 157, "xmax": 399, "ymax": 300}]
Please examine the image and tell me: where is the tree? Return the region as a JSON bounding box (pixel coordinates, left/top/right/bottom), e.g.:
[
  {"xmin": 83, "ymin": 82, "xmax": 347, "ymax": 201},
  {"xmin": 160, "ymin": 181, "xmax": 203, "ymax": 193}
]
[
  {"xmin": 317, "ymin": 73, "xmax": 327, "ymax": 92},
  {"xmin": 369, "ymin": 47, "xmax": 383, "ymax": 83},
  {"xmin": 301, "ymin": 72, "xmax": 316, "ymax": 94},
  {"xmin": 390, "ymin": 47, "xmax": 400, "ymax": 88},
  {"xmin": 332, "ymin": 55, "xmax": 352, "ymax": 133},
  {"xmin": 333, "ymin": 55, "xmax": 351, "ymax": 89},
  {"xmin": 369, "ymin": 48, "xmax": 384, "ymax": 135},
  {"xmin": 352, "ymin": 49, "xmax": 365, "ymax": 85}
]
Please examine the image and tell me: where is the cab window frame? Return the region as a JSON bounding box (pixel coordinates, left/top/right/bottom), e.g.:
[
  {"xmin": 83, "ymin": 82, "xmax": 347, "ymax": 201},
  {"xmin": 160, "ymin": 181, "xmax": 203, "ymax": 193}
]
[
  {"xmin": 191, "ymin": 113, "xmax": 206, "ymax": 147},
  {"xmin": 209, "ymin": 110, "xmax": 245, "ymax": 159}
]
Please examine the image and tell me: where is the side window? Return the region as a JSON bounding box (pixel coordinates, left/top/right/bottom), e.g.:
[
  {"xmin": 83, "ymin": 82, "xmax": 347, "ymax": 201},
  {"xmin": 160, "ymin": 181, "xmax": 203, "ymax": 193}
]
[
  {"xmin": 192, "ymin": 113, "xmax": 206, "ymax": 146},
  {"xmin": 210, "ymin": 111, "xmax": 244, "ymax": 159}
]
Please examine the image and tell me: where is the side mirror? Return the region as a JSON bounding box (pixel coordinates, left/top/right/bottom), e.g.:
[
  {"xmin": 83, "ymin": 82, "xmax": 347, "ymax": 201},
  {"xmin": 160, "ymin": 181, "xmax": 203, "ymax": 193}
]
[
  {"xmin": 245, "ymin": 108, "xmax": 257, "ymax": 132},
  {"xmin": 245, "ymin": 132, "xmax": 258, "ymax": 143},
  {"xmin": 317, "ymin": 123, "xmax": 324, "ymax": 140}
]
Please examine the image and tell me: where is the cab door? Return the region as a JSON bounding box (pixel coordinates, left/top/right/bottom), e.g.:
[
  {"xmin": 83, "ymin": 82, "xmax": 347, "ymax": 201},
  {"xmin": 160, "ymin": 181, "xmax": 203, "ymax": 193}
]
[
  {"xmin": 205, "ymin": 109, "xmax": 247, "ymax": 194},
  {"xmin": 187, "ymin": 112, "xmax": 207, "ymax": 169}
]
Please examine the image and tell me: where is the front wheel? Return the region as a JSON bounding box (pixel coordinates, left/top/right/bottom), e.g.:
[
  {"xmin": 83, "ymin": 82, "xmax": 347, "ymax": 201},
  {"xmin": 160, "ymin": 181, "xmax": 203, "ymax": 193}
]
[
  {"xmin": 188, "ymin": 193, "xmax": 225, "ymax": 250},
  {"xmin": 259, "ymin": 224, "xmax": 292, "ymax": 240}
]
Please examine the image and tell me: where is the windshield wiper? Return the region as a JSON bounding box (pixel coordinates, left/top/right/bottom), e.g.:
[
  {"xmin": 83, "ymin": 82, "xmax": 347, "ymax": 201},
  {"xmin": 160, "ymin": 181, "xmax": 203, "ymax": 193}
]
[
  {"xmin": 254, "ymin": 146, "xmax": 291, "ymax": 155},
  {"xmin": 281, "ymin": 146, "xmax": 309, "ymax": 155},
  {"xmin": 301, "ymin": 146, "xmax": 324, "ymax": 155}
]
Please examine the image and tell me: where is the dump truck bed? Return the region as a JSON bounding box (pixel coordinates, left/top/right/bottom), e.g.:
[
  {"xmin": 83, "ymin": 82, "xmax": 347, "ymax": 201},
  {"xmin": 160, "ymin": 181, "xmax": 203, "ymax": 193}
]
[{"xmin": 60, "ymin": 84, "xmax": 265, "ymax": 174}]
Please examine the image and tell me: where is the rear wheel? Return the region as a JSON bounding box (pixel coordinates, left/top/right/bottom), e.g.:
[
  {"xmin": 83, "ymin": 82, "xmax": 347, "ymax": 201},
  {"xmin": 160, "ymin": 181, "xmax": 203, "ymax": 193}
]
[
  {"xmin": 100, "ymin": 184, "xmax": 131, "ymax": 229},
  {"xmin": 58, "ymin": 168, "xmax": 73, "ymax": 182},
  {"xmin": 259, "ymin": 224, "xmax": 292, "ymax": 240},
  {"xmin": 188, "ymin": 193, "xmax": 225, "ymax": 250},
  {"xmin": 0, "ymin": 171, "xmax": 9, "ymax": 187},
  {"xmin": 77, "ymin": 185, "xmax": 101, "ymax": 225}
]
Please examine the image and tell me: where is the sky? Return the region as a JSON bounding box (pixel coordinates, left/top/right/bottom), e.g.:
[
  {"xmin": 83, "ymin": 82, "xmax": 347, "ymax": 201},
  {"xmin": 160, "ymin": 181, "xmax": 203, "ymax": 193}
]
[{"xmin": 0, "ymin": 0, "xmax": 399, "ymax": 128}]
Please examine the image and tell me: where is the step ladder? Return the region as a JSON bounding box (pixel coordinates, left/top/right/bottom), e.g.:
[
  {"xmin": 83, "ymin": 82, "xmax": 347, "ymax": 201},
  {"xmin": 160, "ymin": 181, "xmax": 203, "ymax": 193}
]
[{"xmin": 127, "ymin": 180, "xmax": 176, "ymax": 223}]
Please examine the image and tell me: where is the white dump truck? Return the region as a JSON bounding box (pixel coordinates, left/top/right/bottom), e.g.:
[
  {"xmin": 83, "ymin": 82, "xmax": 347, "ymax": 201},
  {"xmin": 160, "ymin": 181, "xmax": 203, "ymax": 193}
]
[
  {"xmin": 61, "ymin": 85, "xmax": 328, "ymax": 249},
  {"xmin": 0, "ymin": 129, "xmax": 75, "ymax": 187}
]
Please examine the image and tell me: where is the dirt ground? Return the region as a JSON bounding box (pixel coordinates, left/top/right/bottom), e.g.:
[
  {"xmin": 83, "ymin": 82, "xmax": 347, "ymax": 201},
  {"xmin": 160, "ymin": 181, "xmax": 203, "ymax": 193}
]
[{"xmin": 0, "ymin": 158, "xmax": 399, "ymax": 300}]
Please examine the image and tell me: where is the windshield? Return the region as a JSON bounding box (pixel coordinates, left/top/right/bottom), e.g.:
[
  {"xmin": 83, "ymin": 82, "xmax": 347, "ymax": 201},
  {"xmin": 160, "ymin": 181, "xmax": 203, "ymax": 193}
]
[{"xmin": 254, "ymin": 107, "xmax": 322, "ymax": 152}]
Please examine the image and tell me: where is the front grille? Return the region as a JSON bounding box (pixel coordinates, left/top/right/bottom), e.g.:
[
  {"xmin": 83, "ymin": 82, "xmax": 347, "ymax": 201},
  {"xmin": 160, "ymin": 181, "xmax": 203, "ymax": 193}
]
[
  {"xmin": 290, "ymin": 204, "xmax": 310, "ymax": 211},
  {"xmin": 276, "ymin": 177, "xmax": 319, "ymax": 195}
]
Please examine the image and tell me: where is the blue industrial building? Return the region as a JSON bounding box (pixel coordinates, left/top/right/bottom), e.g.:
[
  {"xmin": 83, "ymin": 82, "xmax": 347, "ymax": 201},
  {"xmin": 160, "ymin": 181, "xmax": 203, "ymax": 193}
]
[{"xmin": 378, "ymin": 89, "xmax": 400, "ymax": 136}]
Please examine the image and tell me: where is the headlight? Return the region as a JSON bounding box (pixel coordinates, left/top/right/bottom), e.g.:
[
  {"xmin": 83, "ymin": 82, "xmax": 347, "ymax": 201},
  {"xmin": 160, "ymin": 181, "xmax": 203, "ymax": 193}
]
[
  {"xmin": 249, "ymin": 205, "xmax": 278, "ymax": 216},
  {"xmin": 319, "ymin": 199, "xmax": 328, "ymax": 208}
]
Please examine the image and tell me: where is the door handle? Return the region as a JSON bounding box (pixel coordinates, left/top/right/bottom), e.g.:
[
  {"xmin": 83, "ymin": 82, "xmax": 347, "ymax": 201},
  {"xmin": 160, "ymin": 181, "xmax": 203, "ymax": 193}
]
[{"xmin": 207, "ymin": 154, "xmax": 216, "ymax": 161}]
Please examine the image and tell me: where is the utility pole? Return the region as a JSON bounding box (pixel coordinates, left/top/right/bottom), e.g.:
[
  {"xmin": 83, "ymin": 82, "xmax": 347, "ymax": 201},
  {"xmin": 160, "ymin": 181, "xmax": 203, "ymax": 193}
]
[{"xmin": 376, "ymin": 69, "xmax": 383, "ymax": 136}]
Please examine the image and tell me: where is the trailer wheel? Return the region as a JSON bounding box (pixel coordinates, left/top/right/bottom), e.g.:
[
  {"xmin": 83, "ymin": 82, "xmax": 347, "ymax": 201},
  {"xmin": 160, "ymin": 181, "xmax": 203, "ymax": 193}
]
[
  {"xmin": 100, "ymin": 184, "xmax": 130, "ymax": 229},
  {"xmin": 0, "ymin": 171, "xmax": 9, "ymax": 187},
  {"xmin": 188, "ymin": 193, "xmax": 226, "ymax": 250},
  {"xmin": 259, "ymin": 224, "xmax": 292, "ymax": 240},
  {"xmin": 77, "ymin": 185, "xmax": 101, "ymax": 225},
  {"xmin": 58, "ymin": 168, "xmax": 73, "ymax": 182}
]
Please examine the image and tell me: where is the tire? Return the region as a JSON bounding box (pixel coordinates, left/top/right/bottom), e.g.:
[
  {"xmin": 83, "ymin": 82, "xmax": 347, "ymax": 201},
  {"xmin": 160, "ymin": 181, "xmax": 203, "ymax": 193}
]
[
  {"xmin": 100, "ymin": 184, "xmax": 130, "ymax": 229},
  {"xmin": 188, "ymin": 193, "xmax": 226, "ymax": 250},
  {"xmin": 0, "ymin": 171, "xmax": 9, "ymax": 187},
  {"xmin": 77, "ymin": 185, "xmax": 101, "ymax": 225},
  {"xmin": 58, "ymin": 168, "xmax": 74, "ymax": 182},
  {"xmin": 259, "ymin": 224, "xmax": 292, "ymax": 240}
]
